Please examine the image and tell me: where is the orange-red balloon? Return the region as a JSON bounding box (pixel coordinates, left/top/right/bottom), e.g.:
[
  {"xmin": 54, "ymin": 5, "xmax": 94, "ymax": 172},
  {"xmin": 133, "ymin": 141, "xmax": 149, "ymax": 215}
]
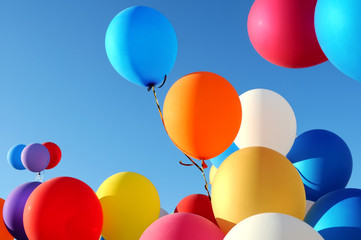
[
  {"xmin": 163, "ymin": 72, "xmax": 242, "ymax": 160},
  {"xmin": 0, "ymin": 198, "xmax": 13, "ymax": 240}
]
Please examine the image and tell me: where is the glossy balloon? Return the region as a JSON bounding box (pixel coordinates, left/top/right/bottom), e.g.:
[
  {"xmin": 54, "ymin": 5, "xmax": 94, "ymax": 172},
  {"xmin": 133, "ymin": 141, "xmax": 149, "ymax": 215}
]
[
  {"xmin": 0, "ymin": 198, "xmax": 13, "ymax": 240},
  {"xmin": 21, "ymin": 143, "xmax": 50, "ymax": 172},
  {"xmin": 105, "ymin": 6, "xmax": 177, "ymax": 87},
  {"xmin": 7, "ymin": 144, "xmax": 26, "ymax": 170},
  {"xmin": 159, "ymin": 208, "xmax": 168, "ymax": 218},
  {"xmin": 305, "ymin": 200, "xmax": 315, "ymax": 217},
  {"xmin": 210, "ymin": 143, "xmax": 238, "ymax": 168},
  {"xmin": 209, "ymin": 165, "xmax": 217, "ymax": 185},
  {"xmin": 43, "ymin": 142, "xmax": 62, "ymax": 169}
]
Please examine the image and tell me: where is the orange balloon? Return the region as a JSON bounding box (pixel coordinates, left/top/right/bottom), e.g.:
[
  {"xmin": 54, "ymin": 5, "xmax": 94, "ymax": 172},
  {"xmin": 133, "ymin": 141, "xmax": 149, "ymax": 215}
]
[
  {"xmin": 163, "ymin": 72, "xmax": 242, "ymax": 160},
  {"xmin": 0, "ymin": 198, "xmax": 13, "ymax": 240}
]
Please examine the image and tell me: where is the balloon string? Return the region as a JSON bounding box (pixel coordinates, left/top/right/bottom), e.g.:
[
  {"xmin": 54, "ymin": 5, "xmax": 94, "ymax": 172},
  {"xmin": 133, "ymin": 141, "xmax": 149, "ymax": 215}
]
[{"xmin": 35, "ymin": 171, "xmax": 44, "ymax": 182}]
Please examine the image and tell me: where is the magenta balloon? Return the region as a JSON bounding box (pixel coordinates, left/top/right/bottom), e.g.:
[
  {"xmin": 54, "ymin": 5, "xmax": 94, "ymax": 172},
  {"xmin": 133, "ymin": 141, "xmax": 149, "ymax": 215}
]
[
  {"xmin": 140, "ymin": 213, "xmax": 225, "ymax": 240},
  {"xmin": 21, "ymin": 143, "xmax": 50, "ymax": 172}
]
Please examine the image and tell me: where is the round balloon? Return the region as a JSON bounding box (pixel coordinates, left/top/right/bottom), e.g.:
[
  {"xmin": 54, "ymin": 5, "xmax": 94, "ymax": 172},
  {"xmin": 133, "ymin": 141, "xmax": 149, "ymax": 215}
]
[
  {"xmin": 0, "ymin": 198, "xmax": 13, "ymax": 240},
  {"xmin": 287, "ymin": 129, "xmax": 352, "ymax": 201},
  {"xmin": 212, "ymin": 147, "xmax": 305, "ymax": 233},
  {"xmin": 315, "ymin": 0, "xmax": 361, "ymax": 81},
  {"xmin": 96, "ymin": 172, "xmax": 160, "ymax": 240},
  {"xmin": 163, "ymin": 72, "xmax": 242, "ymax": 160},
  {"xmin": 225, "ymin": 213, "xmax": 324, "ymax": 240},
  {"xmin": 7, "ymin": 144, "xmax": 26, "ymax": 170},
  {"xmin": 210, "ymin": 143, "xmax": 238, "ymax": 168},
  {"xmin": 209, "ymin": 165, "xmax": 217, "ymax": 185},
  {"xmin": 105, "ymin": 6, "xmax": 177, "ymax": 87},
  {"xmin": 23, "ymin": 177, "xmax": 103, "ymax": 240},
  {"xmin": 305, "ymin": 188, "xmax": 361, "ymax": 240},
  {"xmin": 305, "ymin": 200, "xmax": 315, "ymax": 217},
  {"xmin": 3, "ymin": 181, "xmax": 41, "ymax": 240},
  {"xmin": 21, "ymin": 143, "xmax": 50, "ymax": 172},
  {"xmin": 248, "ymin": 0, "xmax": 327, "ymax": 68},
  {"xmin": 140, "ymin": 213, "xmax": 225, "ymax": 240},
  {"xmin": 43, "ymin": 142, "xmax": 62, "ymax": 169},
  {"xmin": 159, "ymin": 208, "xmax": 168, "ymax": 218},
  {"xmin": 234, "ymin": 89, "xmax": 296, "ymax": 155}
]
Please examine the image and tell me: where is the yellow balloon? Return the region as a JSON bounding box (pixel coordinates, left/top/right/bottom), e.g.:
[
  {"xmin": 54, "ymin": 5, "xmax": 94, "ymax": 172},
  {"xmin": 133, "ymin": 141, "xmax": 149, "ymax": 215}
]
[
  {"xmin": 211, "ymin": 147, "xmax": 305, "ymax": 234},
  {"xmin": 96, "ymin": 172, "xmax": 160, "ymax": 240},
  {"xmin": 209, "ymin": 165, "xmax": 217, "ymax": 185}
]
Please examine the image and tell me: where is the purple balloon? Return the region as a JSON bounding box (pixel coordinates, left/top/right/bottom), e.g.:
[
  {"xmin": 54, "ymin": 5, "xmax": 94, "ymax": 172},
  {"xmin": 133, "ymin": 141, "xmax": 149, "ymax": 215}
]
[
  {"xmin": 21, "ymin": 143, "xmax": 50, "ymax": 172},
  {"xmin": 3, "ymin": 181, "xmax": 41, "ymax": 240}
]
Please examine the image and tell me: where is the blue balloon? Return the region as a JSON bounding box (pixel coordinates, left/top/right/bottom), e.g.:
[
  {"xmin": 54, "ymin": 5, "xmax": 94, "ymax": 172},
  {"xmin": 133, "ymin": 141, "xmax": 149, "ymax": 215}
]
[
  {"xmin": 287, "ymin": 129, "xmax": 352, "ymax": 201},
  {"xmin": 105, "ymin": 6, "xmax": 178, "ymax": 87},
  {"xmin": 315, "ymin": 0, "xmax": 361, "ymax": 81},
  {"xmin": 305, "ymin": 188, "xmax": 361, "ymax": 240},
  {"xmin": 209, "ymin": 142, "xmax": 238, "ymax": 168},
  {"xmin": 7, "ymin": 144, "xmax": 26, "ymax": 170}
]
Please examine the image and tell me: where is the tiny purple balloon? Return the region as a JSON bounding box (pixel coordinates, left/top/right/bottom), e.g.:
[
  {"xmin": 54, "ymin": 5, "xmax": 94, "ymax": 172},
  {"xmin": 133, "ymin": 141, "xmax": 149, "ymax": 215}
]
[
  {"xmin": 3, "ymin": 181, "xmax": 41, "ymax": 240},
  {"xmin": 21, "ymin": 143, "xmax": 50, "ymax": 172}
]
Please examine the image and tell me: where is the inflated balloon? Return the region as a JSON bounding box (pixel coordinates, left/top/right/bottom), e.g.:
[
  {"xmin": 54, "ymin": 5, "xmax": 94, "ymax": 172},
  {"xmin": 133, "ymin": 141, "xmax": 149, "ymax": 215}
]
[
  {"xmin": 97, "ymin": 172, "xmax": 160, "ymax": 240},
  {"xmin": 210, "ymin": 143, "xmax": 238, "ymax": 168},
  {"xmin": 212, "ymin": 147, "xmax": 305, "ymax": 233},
  {"xmin": 0, "ymin": 198, "xmax": 13, "ymax": 240},
  {"xmin": 225, "ymin": 213, "xmax": 324, "ymax": 240},
  {"xmin": 43, "ymin": 142, "xmax": 62, "ymax": 169},
  {"xmin": 140, "ymin": 213, "xmax": 225, "ymax": 240},
  {"xmin": 209, "ymin": 165, "xmax": 217, "ymax": 185},
  {"xmin": 287, "ymin": 129, "xmax": 352, "ymax": 201},
  {"xmin": 248, "ymin": 0, "xmax": 327, "ymax": 68},
  {"xmin": 21, "ymin": 143, "xmax": 50, "ymax": 172},
  {"xmin": 3, "ymin": 181, "xmax": 41, "ymax": 240},
  {"xmin": 23, "ymin": 177, "xmax": 103, "ymax": 240},
  {"xmin": 163, "ymin": 72, "xmax": 242, "ymax": 160},
  {"xmin": 234, "ymin": 89, "xmax": 296, "ymax": 155},
  {"xmin": 305, "ymin": 188, "xmax": 361, "ymax": 240},
  {"xmin": 315, "ymin": 0, "xmax": 361, "ymax": 81},
  {"xmin": 105, "ymin": 6, "xmax": 177, "ymax": 87},
  {"xmin": 7, "ymin": 144, "xmax": 26, "ymax": 170},
  {"xmin": 159, "ymin": 208, "xmax": 168, "ymax": 218},
  {"xmin": 174, "ymin": 194, "xmax": 217, "ymax": 225},
  {"xmin": 305, "ymin": 200, "xmax": 315, "ymax": 217}
]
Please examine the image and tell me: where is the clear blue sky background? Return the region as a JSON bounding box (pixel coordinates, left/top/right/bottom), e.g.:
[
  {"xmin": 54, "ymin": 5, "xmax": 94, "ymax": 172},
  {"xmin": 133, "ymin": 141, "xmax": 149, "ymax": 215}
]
[{"xmin": 0, "ymin": 0, "xmax": 361, "ymax": 213}]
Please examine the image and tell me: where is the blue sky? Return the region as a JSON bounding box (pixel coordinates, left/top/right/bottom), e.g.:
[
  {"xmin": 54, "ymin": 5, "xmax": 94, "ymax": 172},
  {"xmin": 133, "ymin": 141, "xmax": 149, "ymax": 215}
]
[{"xmin": 0, "ymin": 0, "xmax": 361, "ymax": 213}]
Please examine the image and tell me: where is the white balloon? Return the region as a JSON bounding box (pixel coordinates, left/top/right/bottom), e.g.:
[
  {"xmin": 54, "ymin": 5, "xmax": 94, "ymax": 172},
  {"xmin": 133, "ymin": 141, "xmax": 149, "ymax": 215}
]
[
  {"xmin": 305, "ymin": 200, "xmax": 314, "ymax": 217},
  {"xmin": 234, "ymin": 89, "xmax": 297, "ymax": 155},
  {"xmin": 159, "ymin": 208, "xmax": 168, "ymax": 218},
  {"xmin": 224, "ymin": 213, "xmax": 324, "ymax": 240},
  {"xmin": 209, "ymin": 165, "xmax": 217, "ymax": 185}
]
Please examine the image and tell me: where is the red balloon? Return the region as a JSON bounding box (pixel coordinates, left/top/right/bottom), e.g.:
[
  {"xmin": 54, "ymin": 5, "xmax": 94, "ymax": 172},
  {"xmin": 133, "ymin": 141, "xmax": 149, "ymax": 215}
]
[
  {"xmin": 43, "ymin": 142, "xmax": 62, "ymax": 169},
  {"xmin": 23, "ymin": 177, "xmax": 103, "ymax": 240},
  {"xmin": 174, "ymin": 194, "xmax": 218, "ymax": 226},
  {"xmin": 247, "ymin": 0, "xmax": 327, "ymax": 68}
]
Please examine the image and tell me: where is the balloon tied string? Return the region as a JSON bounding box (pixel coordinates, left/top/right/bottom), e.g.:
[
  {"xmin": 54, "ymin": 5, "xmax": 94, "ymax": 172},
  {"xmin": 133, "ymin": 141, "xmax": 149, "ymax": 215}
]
[{"xmin": 35, "ymin": 171, "xmax": 44, "ymax": 182}]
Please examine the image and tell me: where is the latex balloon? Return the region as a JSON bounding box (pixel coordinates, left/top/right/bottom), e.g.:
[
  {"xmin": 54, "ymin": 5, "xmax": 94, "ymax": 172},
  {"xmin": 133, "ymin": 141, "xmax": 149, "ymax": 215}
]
[
  {"xmin": 140, "ymin": 213, "xmax": 225, "ymax": 240},
  {"xmin": 248, "ymin": 0, "xmax": 327, "ymax": 68},
  {"xmin": 305, "ymin": 188, "xmax": 361, "ymax": 240},
  {"xmin": 0, "ymin": 198, "xmax": 13, "ymax": 240},
  {"xmin": 97, "ymin": 172, "xmax": 160, "ymax": 240},
  {"xmin": 174, "ymin": 194, "xmax": 217, "ymax": 225},
  {"xmin": 3, "ymin": 181, "xmax": 41, "ymax": 240},
  {"xmin": 43, "ymin": 142, "xmax": 62, "ymax": 169},
  {"xmin": 105, "ymin": 6, "xmax": 177, "ymax": 87},
  {"xmin": 210, "ymin": 143, "xmax": 238, "ymax": 168},
  {"xmin": 23, "ymin": 177, "xmax": 103, "ymax": 240},
  {"xmin": 159, "ymin": 208, "xmax": 168, "ymax": 218},
  {"xmin": 209, "ymin": 165, "xmax": 217, "ymax": 185},
  {"xmin": 163, "ymin": 72, "xmax": 242, "ymax": 160},
  {"xmin": 287, "ymin": 129, "xmax": 352, "ymax": 201},
  {"xmin": 315, "ymin": 0, "xmax": 361, "ymax": 81},
  {"xmin": 225, "ymin": 213, "xmax": 324, "ymax": 240},
  {"xmin": 7, "ymin": 144, "xmax": 26, "ymax": 170},
  {"xmin": 212, "ymin": 147, "xmax": 305, "ymax": 233},
  {"xmin": 305, "ymin": 200, "xmax": 315, "ymax": 217},
  {"xmin": 234, "ymin": 89, "xmax": 296, "ymax": 155},
  {"xmin": 21, "ymin": 143, "xmax": 50, "ymax": 172}
]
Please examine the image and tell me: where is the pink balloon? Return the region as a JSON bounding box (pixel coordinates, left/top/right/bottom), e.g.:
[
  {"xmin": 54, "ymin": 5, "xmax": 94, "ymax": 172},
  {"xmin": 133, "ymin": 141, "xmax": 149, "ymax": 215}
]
[{"xmin": 140, "ymin": 213, "xmax": 225, "ymax": 240}]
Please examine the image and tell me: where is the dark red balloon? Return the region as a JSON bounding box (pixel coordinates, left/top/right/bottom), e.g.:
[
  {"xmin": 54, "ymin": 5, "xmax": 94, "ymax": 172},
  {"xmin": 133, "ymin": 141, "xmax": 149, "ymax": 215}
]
[
  {"xmin": 43, "ymin": 142, "xmax": 62, "ymax": 169},
  {"xmin": 174, "ymin": 194, "xmax": 218, "ymax": 226},
  {"xmin": 247, "ymin": 0, "xmax": 327, "ymax": 68},
  {"xmin": 23, "ymin": 177, "xmax": 103, "ymax": 240}
]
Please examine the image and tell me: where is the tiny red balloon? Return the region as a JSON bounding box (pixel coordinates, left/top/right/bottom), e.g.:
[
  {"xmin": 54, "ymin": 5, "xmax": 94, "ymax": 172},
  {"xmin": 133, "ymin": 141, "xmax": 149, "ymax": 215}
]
[{"xmin": 43, "ymin": 142, "xmax": 62, "ymax": 169}]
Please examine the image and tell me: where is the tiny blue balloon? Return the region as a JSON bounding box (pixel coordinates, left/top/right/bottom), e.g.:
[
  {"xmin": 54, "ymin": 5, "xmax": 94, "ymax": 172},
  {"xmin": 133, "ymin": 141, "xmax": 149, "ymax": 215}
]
[
  {"xmin": 287, "ymin": 129, "xmax": 352, "ymax": 201},
  {"xmin": 210, "ymin": 142, "xmax": 239, "ymax": 168},
  {"xmin": 105, "ymin": 6, "xmax": 178, "ymax": 87},
  {"xmin": 7, "ymin": 144, "xmax": 26, "ymax": 170}
]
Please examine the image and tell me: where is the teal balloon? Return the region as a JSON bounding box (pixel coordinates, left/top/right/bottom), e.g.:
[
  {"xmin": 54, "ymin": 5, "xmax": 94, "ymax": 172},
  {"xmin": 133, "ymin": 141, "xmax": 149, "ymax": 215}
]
[
  {"xmin": 209, "ymin": 142, "xmax": 238, "ymax": 168},
  {"xmin": 7, "ymin": 144, "xmax": 26, "ymax": 170},
  {"xmin": 105, "ymin": 6, "xmax": 178, "ymax": 87},
  {"xmin": 315, "ymin": 0, "xmax": 361, "ymax": 81}
]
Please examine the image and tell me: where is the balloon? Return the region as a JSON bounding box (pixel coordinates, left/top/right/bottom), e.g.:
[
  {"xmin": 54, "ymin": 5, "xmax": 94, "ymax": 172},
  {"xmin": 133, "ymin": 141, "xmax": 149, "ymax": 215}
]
[
  {"xmin": 210, "ymin": 143, "xmax": 238, "ymax": 168},
  {"xmin": 209, "ymin": 165, "xmax": 217, "ymax": 185},
  {"xmin": 23, "ymin": 177, "xmax": 103, "ymax": 240},
  {"xmin": 287, "ymin": 129, "xmax": 352, "ymax": 201},
  {"xmin": 225, "ymin": 213, "xmax": 324, "ymax": 240},
  {"xmin": 315, "ymin": 0, "xmax": 361, "ymax": 81},
  {"xmin": 3, "ymin": 181, "xmax": 41, "ymax": 240},
  {"xmin": 43, "ymin": 142, "xmax": 62, "ymax": 169},
  {"xmin": 0, "ymin": 198, "xmax": 13, "ymax": 240},
  {"xmin": 159, "ymin": 208, "xmax": 168, "ymax": 218},
  {"xmin": 305, "ymin": 200, "xmax": 315, "ymax": 217},
  {"xmin": 7, "ymin": 144, "xmax": 26, "ymax": 170},
  {"xmin": 105, "ymin": 6, "xmax": 177, "ymax": 87},
  {"xmin": 97, "ymin": 172, "xmax": 160, "ymax": 240},
  {"xmin": 212, "ymin": 147, "xmax": 305, "ymax": 233},
  {"xmin": 174, "ymin": 194, "xmax": 217, "ymax": 225},
  {"xmin": 248, "ymin": 0, "xmax": 327, "ymax": 68},
  {"xmin": 234, "ymin": 89, "xmax": 296, "ymax": 155},
  {"xmin": 163, "ymin": 72, "xmax": 242, "ymax": 160},
  {"xmin": 21, "ymin": 143, "xmax": 50, "ymax": 172},
  {"xmin": 140, "ymin": 213, "xmax": 225, "ymax": 240},
  {"xmin": 305, "ymin": 188, "xmax": 361, "ymax": 240}
]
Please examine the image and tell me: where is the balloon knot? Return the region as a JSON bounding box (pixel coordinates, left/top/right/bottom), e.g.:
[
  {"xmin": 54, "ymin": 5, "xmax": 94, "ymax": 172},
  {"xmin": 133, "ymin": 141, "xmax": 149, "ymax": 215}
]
[{"xmin": 201, "ymin": 160, "xmax": 208, "ymax": 169}]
